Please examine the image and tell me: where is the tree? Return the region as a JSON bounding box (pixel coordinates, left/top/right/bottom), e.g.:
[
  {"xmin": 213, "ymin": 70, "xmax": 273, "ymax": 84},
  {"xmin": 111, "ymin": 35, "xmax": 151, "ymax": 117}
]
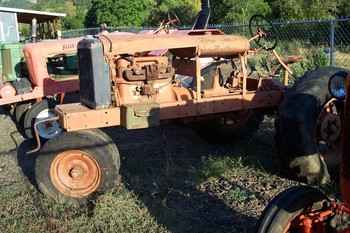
[
  {"xmin": 63, "ymin": 6, "xmax": 86, "ymax": 29},
  {"xmin": 336, "ymin": 0, "xmax": 350, "ymax": 18},
  {"xmin": 211, "ymin": 0, "xmax": 272, "ymax": 23},
  {"xmin": 34, "ymin": 0, "xmax": 86, "ymax": 29},
  {"xmin": 85, "ymin": 0, "xmax": 155, "ymax": 27},
  {"xmin": 148, "ymin": 0, "xmax": 201, "ymax": 26},
  {"xmin": 0, "ymin": 0, "xmax": 34, "ymax": 9},
  {"xmin": 268, "ymin": 0, "xmax": 337, "ymax": 20}
]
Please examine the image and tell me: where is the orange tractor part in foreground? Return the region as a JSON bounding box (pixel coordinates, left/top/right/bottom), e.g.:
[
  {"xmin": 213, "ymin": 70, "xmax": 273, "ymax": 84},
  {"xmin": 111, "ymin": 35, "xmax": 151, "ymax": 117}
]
[{"xmin": 256, "ymin": 71, "xmax": 350, "ymax": 233}]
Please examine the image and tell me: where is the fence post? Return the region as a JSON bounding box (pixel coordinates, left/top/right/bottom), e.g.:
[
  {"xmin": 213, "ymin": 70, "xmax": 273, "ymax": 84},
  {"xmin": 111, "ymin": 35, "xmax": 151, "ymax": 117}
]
[{"xmin": 329, "ymin": 19, "xmax": 336, "ymax": 66}]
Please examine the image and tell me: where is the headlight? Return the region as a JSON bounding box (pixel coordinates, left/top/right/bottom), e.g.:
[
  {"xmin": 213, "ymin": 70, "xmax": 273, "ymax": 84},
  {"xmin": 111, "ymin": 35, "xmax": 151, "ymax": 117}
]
[{"xmin": 329, "ymin": 71, "xmax": 348, "ymax": 100}]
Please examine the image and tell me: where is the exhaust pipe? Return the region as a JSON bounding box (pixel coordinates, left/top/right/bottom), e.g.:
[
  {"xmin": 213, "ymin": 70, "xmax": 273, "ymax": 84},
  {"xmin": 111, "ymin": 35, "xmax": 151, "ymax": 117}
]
[
  {"xmin": 31, "ymin": 18, "xmax": 37, "ymax": 43},
  {"xmin": 192, "ymin": 0, "xmax": 211, "ymax": 30}
]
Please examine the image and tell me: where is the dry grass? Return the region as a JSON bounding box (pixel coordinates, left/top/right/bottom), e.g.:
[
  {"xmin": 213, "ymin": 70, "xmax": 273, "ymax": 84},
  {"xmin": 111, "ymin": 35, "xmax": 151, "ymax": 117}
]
[
  {"xmin": 0, "ymin": 116, "xmax": 299, "ymax": 233},
  {"xmin": 335, "ymin": 51, "xmax": 350, "ymax": 69}
]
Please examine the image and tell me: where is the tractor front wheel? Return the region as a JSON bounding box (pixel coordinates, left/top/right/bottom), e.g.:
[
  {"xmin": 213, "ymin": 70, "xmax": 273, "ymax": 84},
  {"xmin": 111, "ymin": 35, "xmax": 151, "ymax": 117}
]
[
  {"xmin": 35, "ymin": 129, "xmax": 120, "ymax": 205},
  {"xmin": 14, "ymin": 102, "xmax": 32, "ymax": 134}
]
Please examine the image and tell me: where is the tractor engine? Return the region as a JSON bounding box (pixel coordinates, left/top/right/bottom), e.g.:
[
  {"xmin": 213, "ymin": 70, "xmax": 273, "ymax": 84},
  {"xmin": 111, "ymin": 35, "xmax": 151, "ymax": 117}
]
[
  {"xmin": 78, "ymin": 37, "xmax": 176, "ymax": 110},
  {"xmin": 115, "ymin": 56, "xmax": 176, "ymax": 105},
  {"xmin": 73, "ymin": 33, "xmax": 255, "ymax": 130}
]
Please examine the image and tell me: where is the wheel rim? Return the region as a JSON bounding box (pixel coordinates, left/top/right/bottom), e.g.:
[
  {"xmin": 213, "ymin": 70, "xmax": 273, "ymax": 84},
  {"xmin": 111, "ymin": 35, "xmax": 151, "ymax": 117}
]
[
  {"xmin": 35, "ymin": 109, "xmax": 63, "ymax": 139},
  {"xmin": 50, "ymin": 150, "xmax": 102, "ymax": 198}
]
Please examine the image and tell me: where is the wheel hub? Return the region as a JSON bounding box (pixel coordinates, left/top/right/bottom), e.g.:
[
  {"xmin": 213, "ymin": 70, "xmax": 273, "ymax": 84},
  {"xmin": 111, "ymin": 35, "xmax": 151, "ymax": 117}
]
[
  {"xmin": 35, "ymin": 109, "xmax": 63, "ymax": 139},
  {"xmin": 69, "ymin": 166, "xmax": 84, "ymax": 179},
  {"xmin": 50, "ymin": 150, "xmax": 101, "ymax": 198}
]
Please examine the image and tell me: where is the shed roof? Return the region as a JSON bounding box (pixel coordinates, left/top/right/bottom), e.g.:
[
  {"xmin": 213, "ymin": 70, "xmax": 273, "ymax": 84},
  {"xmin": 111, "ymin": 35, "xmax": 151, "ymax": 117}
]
[{"xmin": 0, "ymin": 7, "xmax": 66, "ymax": 24}]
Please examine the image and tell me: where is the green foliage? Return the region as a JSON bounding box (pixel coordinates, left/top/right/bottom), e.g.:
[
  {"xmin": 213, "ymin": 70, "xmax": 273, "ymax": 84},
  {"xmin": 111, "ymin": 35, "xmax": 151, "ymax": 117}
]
[
  {"xmin": 291, "ymin": 47, "xmax": 330, "ymax": 78},
  {"xmin": 225, "ymin": 187, "xmax": 250, "ymax": 203},
  {"xmin": 211, "ymin": 0, "xmax": 272, "ymax": 23},
  {"xmin": 85, "ymin": 0, "xmax": 155, "ymax": 27},
  {"xmin": 63, "ymin": 7, "xmax": 86, "ymax": 29},
  {"xmin": 246, "ymin": 39, "xmax": 330, "ymax": 86},
  {"xmin": 2, "ymin": 0, "xmax": 350, "ymax": 29},
  {"xmin": 198, "ymin": 156, "xmax": 246, "ymax": 181},
  {"xmin": 148, "ymin": 0, "xmax": 200, "ymax": 26},
  {"xmin": 0, "ymin": 0, "xmax": 34, "ymax": 9},
  {"xmin": 34, "ymin": 1, "xmax": 89, "ymax": 30},
  {"xmin": 268, "ymin": 0, "xmax": 339, "ymax": 20},
  {"xmin": 335, "ymin": 0, "xmax": 350, "ymax": 18}
]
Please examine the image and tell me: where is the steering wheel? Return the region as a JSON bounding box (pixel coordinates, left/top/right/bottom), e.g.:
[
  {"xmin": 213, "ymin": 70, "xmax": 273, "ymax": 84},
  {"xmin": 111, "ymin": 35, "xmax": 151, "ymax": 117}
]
[
  {"xmin": 249, "ymin": 15, "xmax": 277, "ymax": 51},
  {"xmin": 154, "ymin": 13, "xmax": 181, "ymax": 34}
]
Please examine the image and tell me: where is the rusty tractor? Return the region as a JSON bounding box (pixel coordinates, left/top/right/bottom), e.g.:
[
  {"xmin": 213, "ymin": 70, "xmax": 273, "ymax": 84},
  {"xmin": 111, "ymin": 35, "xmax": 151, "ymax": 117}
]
[
  {"xmin": 0, "ymin": 0, "xmax": 213, "ymax": 140},
  {"xmin": 26, "ymin": 14, "xmax": 309, "ymax": 205},
  {"xmin": 256, "ymin": 71, "xmax": 350, "ymax": 233}
]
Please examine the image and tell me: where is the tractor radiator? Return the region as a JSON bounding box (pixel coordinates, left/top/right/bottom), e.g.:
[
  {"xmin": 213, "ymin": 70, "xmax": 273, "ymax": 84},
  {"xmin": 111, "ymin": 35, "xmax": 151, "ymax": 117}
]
[{"xmin": 77, "ymin": 37, "xmax": 111, "ymax": 109}]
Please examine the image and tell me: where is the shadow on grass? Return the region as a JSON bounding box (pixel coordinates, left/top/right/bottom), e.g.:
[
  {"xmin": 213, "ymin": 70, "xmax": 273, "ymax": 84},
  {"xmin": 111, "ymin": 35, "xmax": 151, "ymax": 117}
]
[
  {"xmin": 104, "ymin": 125, "xmax": 260, "ymax": 233},
  {"xmin": 15, "ymin": 123, "xmax": 275, "ymax": 233},
  {"xmin": 17, "ymin": 140, "xmax": 37, "ymax": 188}
]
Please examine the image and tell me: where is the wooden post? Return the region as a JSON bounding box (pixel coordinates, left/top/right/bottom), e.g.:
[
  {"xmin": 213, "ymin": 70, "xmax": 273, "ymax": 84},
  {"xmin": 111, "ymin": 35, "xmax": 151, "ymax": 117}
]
[
  {"xmin": 284, "ymin": 70, "xmax": 289, "ymax": 86},
  {"xmin": 239, "ymin": 53, "xmax": 247, "ymax": 99},
  {"xmin": 195, "ymin": 52, "xmax": 201, "ymax": 100}
]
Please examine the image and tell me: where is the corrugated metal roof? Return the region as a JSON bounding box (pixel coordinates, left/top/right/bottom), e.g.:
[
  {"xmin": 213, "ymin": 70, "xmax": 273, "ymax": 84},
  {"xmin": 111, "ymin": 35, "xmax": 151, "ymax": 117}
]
[{"xmin": 0, "ymin": 7, "xmax": 66, "ymax": 23}]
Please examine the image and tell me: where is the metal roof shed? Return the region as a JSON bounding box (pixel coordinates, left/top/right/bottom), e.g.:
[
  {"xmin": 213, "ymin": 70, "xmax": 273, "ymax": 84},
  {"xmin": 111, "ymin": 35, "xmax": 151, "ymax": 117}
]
[{"xmin": 0, "ymin": 7, "xmax": 66, "ymax": 24}]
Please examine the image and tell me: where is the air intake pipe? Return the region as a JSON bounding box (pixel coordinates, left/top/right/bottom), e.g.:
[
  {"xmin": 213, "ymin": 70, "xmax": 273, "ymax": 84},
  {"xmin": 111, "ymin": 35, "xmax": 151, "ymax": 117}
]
[
  {"xmin": 192, "ymin": 0, "xmax": 211, "ymax": 30},
  {"xmin": 31, "ymin": 18, "xmax": 37, "ymax": 43}
]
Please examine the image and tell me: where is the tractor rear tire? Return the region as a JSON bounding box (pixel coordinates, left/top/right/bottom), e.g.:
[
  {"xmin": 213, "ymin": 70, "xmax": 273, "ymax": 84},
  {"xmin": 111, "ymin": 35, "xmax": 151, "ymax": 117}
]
[
  {"xmin": 14, "ymin": 102, "xmax": 32, "ymax": 134},
  {"xmin": 256, "ymin": 186, "xmax": 328, "ymax": 233},
  {"xmin": 35, "ymin": 129, "xmax": 120, "ymax": 205},
  {"xmin": 276, "ymin": 66, "xmax": 349, "ymax": 184}
]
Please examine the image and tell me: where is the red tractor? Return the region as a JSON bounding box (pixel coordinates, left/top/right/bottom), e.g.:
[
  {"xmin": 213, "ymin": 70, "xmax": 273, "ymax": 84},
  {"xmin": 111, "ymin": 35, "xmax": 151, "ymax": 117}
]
[
  {"xmin": 0, "ymin": 7, "xmax": 135, "ymax": 140},
  {"xmin": 0, "ymin": 7, "xmax": 80, "ymax": 139},
  {"xmin": 256, "ymin": 71, "xmax": 350, "ymax": 233}
]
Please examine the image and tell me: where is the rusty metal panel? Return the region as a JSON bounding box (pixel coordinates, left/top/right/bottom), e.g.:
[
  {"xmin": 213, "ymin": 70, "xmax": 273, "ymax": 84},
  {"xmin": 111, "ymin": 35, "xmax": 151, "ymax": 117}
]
[
  {"xmin": 55, "ymin": 103, "xmax": 120, "ymax": 131},
  {"xmin": 121, "ymin": 103, "xmax": 160, "ymax": 130},
  {"xmin": 159, "ymin": 91, "xmax": 282, "ymax": 120}
]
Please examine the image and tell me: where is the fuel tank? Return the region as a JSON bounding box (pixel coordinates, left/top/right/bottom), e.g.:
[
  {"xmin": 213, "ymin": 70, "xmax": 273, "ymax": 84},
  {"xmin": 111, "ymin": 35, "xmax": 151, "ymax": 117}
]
[{"xmin": 101, "ymin": 34, "xmax": 250, "ymax": 58}]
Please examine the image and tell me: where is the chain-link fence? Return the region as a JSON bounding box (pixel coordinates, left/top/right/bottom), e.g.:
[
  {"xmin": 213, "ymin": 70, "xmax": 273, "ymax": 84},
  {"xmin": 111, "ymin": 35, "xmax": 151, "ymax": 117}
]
[
  {"xmin": 62, "ymin": 18, "xmax": 350, "ymax": 70},
  {"xmin": 209, "ymin": 19, "xmax": 350, "ymax": 70}
]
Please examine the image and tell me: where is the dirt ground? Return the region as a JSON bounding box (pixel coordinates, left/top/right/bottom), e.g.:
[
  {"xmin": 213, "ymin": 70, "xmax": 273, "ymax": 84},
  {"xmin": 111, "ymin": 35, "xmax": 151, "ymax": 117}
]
[{"xmin": 0, "ymin": 111, "xmax": 299, "ymax": 233}]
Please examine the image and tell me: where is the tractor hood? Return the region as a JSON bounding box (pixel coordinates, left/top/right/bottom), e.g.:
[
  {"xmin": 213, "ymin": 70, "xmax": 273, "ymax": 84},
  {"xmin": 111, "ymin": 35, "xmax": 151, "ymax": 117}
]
[{"xmin": 98, "ymin": 33, "xmax": 250, "ymax": 58}]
